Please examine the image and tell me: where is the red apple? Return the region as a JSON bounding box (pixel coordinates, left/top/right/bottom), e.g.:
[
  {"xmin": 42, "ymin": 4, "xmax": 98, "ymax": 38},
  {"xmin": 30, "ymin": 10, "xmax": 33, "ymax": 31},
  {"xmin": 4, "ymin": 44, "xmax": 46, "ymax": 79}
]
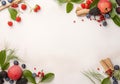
[{"xmin": 97, "ymin": 0, "xmax": 112, "ymax": 14}]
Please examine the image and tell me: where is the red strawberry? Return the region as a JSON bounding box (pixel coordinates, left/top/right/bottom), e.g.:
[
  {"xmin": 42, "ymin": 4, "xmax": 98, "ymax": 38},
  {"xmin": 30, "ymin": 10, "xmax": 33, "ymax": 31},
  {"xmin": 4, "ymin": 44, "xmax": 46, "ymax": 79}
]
[{"xmin": 8, "ymin": 65, "xmax": 22, "ymax": 80}]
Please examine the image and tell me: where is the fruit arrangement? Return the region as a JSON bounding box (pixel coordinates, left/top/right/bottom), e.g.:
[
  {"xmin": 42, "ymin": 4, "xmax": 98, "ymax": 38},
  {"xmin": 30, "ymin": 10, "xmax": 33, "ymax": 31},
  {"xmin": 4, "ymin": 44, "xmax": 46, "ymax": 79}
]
[
  {"xmin": 0, "ymin": 49, "xmax": 55, "ymax": 84},
  {"xmin": 76, "ymin": 0, "xmax": 120, "ymax": 27},
  {"xmin": 0, "ymin": 0, "xmax": 41, "ymax": 27},
  {"xmin": 83, "ymin": 58, "xmax": 120, "ymax": 84}
]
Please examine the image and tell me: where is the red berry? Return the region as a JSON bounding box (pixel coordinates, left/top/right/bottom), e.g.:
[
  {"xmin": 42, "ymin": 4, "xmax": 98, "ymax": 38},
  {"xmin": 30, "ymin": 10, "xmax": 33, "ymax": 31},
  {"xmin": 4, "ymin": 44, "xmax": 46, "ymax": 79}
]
[
  {"xmin": 8, "ymin": 21, "xmax": 13, "ymax": 27},
  {"xmin": 8, "ymin": 65, "xmax": 22, "ymax": 80},
  {"xmin": 85, "ymin": 4, "xmax": 90, "ymax": 9},
  {"xmin": 81, "ymin": 3, "xmax": 86, "ymax": 9},
  {"xmin": 21, "ymin": 4, "xmax": 27, "ymax": 10},
  {"xmin": 16, "ymin": 16, "xmax": 21, "ymax": 22},
  {"xmin": 11, "ymin": 3, "xmax": 18, "ymax": 8},
  {"xmin": 86, "ymin": 0, "xmax": 91, "ymax": 5},
  {"xmin": 36, "ymin": 4, "xmax": 41, "ymax": 10},
  {"xmin": 41, "ymin": 72, "xmax": 44, "ymax": 77},
  {"xmin": 34, "ymin": 8, "xmax": 38, "ymax": 12}
]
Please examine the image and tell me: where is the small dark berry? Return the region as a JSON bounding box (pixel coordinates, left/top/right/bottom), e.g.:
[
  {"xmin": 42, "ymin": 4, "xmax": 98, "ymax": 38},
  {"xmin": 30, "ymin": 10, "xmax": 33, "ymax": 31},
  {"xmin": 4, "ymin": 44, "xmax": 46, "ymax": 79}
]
[
  {"xmin": 112, "ymin": 76, "xmax": 117, "ymax": 81},
  {"xmin": 1, "ymin": 1, "xmax": 6, "ymax": 5},
  {"xmin": 14, "ymin": 60, "xmax": 19, "ymax": 65},
  {"xmin": 102, "ymin": 21, "xmax": 107, "ymax": 26},
  {"xmin": 0, "ymin": 79, "xmax": 4, "ymax": 84},
  {"xmin": 104, "ymin": 14, "xmax": 110, "ymax": 18},
  {"xmin": 8, "ymin": 0, "xmax": 13, "ymax": 3},
  {"xmin": 5, "ymin": 77, "xmax": 10, "ymax": 81},
  {"xmin": 16, "ymin": 78, "xmax": 28, "ymax": 84},
  {"xmin": 113, "ymin": 80, "xmax": 118, "ymax": 84},
  {"xmin": 114, "ymin": 65, "xmax": 120, "ymax": 70},
  {"xmin": 0, "ymin": 71, "xmax": 8, "ymax": 78},
  {"xmin": 21, "ymin": 64, "xmax": 26, "ymax": 69},
  {"xmin": 32, "ymin": 73, "xmax": 36, "ymax": 78},
  {"xmin": 9, "ymin": 80, "xmax": 14, "ymax": 84}
]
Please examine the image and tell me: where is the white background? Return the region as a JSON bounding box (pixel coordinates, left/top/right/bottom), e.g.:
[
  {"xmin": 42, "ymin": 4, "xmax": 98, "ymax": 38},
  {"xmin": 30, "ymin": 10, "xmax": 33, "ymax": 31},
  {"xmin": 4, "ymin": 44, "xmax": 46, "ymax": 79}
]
[{"xmin": 0, "ymin": 0, "xmax": 120, "ymax": 84}]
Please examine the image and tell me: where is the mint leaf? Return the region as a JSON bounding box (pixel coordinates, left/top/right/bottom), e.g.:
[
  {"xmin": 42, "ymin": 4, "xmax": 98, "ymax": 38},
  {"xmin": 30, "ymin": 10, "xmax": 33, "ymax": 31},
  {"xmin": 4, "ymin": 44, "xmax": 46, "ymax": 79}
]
[
  {"xmin": 57, "ymin": 0, "xmax": 68, "ymax": 3},
  {"xmin": 66, "ymin": 2, "xmax": 73, "ymax": 13},
  {"xmin": 1, "ymin": 62, "xmax": 10, "ymax": 70},
  {"xmin": 41, "ymin": 73, "xmax": 55, "ymax": 82},
  {"xmin": 0, "ymin": 50, "xmax": 6, "ymax": 66},
  {"xmin": 112, "ymin": 15, "xmax": 120, "ymax": 27},
  {"xmin": 71, "ymin": 0, "xmax": 85, "ymax": 3},
  {"xmin": 8, "ymin": 8, "xmax": 18, "ymax": 20},
  {"xmin": 90, "ymin": 0, "xmax": 99, "ymax": 9},
  {"xmin": 101, "ymin": 77, "xmax": 111, "ymax": 84},
  {"xmin": 23, "ymin": 70, "xmax": 36, "ymax": 84}
]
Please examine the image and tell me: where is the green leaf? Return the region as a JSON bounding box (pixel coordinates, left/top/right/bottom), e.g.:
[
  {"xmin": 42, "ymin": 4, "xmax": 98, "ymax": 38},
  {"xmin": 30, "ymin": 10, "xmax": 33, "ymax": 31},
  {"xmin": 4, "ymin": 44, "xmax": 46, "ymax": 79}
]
[
  {"xmin": 8, "ymin": 8, "xmax": 18, "ymax": 20},
  {"xmin": 57, "ymin": 0, "xmax": 68, "ymax": 4},
  {"xmin": 112, "ymin": 15, "xmax": 120, "ymax": 27},
  {"xmin": 90, "ymin": 0, "xmax": 99, "ymax": 9},
  {"xmin": 109, "ymin": 8, "xmax": 116, "ymax": 18},
  {"xmin": 23, "ymin": 70, "xmax": 36, "ymax": 84},
  {"xmin": 71, "ymin": 0, "xmax": 85, "ymax": 3},
  {"xmin": 109, "ymin": 0, "xmax": 117, "ymax": 8},
  {"xmin": 66, "ymin": 2, "xmax": 73, "ymax": 13},
  {"xmin": 1, "ymin": 62, "xmax": 10, "ymax": 70},
  {"xmin": 0, "ymin": 50, "xmax": 6, "ymax": 66},
  {"xmin": 101, "ymin": 77, "xmax": 111, "ymax": 84},
  {"xmin": 113, "ymin": 70, "xmax": 120, "ymax": 80},
  {"xmin": 41, "ymin": 73, "xmax": 55, "ymax": 82}
]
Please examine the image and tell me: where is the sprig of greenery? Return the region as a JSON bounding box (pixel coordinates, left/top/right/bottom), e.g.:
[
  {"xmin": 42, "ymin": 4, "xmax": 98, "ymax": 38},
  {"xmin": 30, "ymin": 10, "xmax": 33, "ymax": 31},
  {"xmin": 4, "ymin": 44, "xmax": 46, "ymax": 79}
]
[
  {"xmin": 82, "ymin": 70, "xmax": 105, "ymax": 84},
  {"xmin": 57, "ymin": 0, "xmax": 85, "ymax": 13},
  {"xmin": 0, "ymin": 49, "xmax": 20, "ymax": 70}
]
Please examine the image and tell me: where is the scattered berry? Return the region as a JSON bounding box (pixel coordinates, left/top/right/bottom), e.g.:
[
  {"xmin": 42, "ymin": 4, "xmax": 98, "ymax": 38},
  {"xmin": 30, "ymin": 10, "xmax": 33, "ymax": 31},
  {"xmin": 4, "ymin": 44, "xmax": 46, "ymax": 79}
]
[
  {"xmin": 0, "ymin": 79, "xmax": 4, "ymax": 84},
  {"xmin": 9, "ymin": 80, "xmax": 14, "ymax": 84},
  {"xmin": 8, "ymin": 21, "xmax": 13, "ymax": 27},
  {"xmin": 16, "ymin": 16, "xmax": 21, "ymax": 22},
  {"xmin": 21, "ymin": 64, "xmax": 26, "ymax": 69},
  {"xmin": 104, "ymin": 14, "xmax": 110, "ymax": 18},
  {"xmin": 41, "ymin": 72, "xmax": 44, "ymax": 77},
  {"xmin": 86, "ymin": 14, "xmax": 91, "ymax": 18},
  {"xmin": 8, "ymin": 65, "xmax": 22, "ymax": 80},
  {"xmin": 21, "ymin": 4, "xmax": 27, "ymax": 10},
  {"xmin": 102, "ymin": 21, "xmax": 107, "ymax": 26},
  {"xmin": 14, "ymin": 60, "xmax": 19, "ymax": 65},
  {"xmin": 36, "ymin": 4, "xmax": 41, "ymax": 10},
  {"xmin": 112, "ymin": 76, "xmax": 117, "ymax": 81},
  {"xmin": 81, "ymin": 3, "xmax": 86, "ymax": 9},
  {"xmin": 8, "ymin": 0, "xmax": 13, "ymax": 3},
  {"xmin": 16, "ymin": 78, "xmax": 28, "ymax": 84},
  {"xmin": 32, "ymin": 73, "xmax": 36, "ymax": 78},
  {"xmin": 114, "ymin": 65, "xmax": 120, "ymax": 70},
  {"xmin": 11, "ymin": 3, "xmax": 18, "ymax": 8},
  {"xmin": 1, "ymin": 1, "xmax": 6, "ymax": 5},
  {"xmin": 0, "ymin": 71, "xmax": 8, "ymax": 78},
  {"xmin": 5, "ymin": 77, "xmax": 10, "ymax": 81},
  {"xmin": 113, "ymin": 80, "xmax": 118, "ymax": 84}
]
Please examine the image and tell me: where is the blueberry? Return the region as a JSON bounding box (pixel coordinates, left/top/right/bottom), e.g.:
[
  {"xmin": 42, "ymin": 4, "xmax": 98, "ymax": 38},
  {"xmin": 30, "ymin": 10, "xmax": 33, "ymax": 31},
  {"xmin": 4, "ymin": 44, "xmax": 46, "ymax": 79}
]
[
  {"xmin": 113, "ymin": 80, "xmax": 118, "ymax": 84},
  {"xmin": 114, "ymin": 65, "xmax": 120, "ymax": 70},
  {"xmin": 1, "ymin": 1, "xmax": 6, "ymax": 5},
  {"xmin": 16, "ymin": 78, "xmax": 28, "ymax": 84},
  {"xmin": 102, "ymin": 21, "xmax": 107, "ymax": 26},
  {"xmin": 104, "ymin": 14, "xmax": 110, "ymax": 18},
  {"xmin": 21, "ymin": 64, "xmax": 26, "ymax": 69},
  {"xmin": 5, "ymin": 77, "xmax": 10, "ymax": 81},
  {"xmin": 86, "ymin": 14, "xmax": 91, "ymax": 18},
  {"xmin": 9, "ymin": 80, "xmax": 14, "ymax": 84},
  {"xmin": 0, "ymin": 78, "xmax": 4, "ymax": 84},
  {"xmin": 112, "ymin": 76, "xmax": 117, "ymax": 81},
  {"xmin": 0, "ymin": 71, "xmax": 8, "ymax": 78},
  {"xmin": 32, "ymin": 73, "xmax": 36, "ymax": 78},
  {"xmin": 7, "ymin": 0, "xmax": 13, "ymax": 3},
  {"xmin": 14, "ymin": 60, "xmax": 19, "ymax": 65}
]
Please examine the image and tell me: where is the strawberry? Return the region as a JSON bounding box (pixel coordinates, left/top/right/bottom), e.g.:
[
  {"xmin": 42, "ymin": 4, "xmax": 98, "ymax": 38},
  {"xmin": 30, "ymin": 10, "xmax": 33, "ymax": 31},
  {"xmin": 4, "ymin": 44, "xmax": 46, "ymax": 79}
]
[{"xmin": 8, "ymin": 65, "xmax": 22, "ymax": 80}]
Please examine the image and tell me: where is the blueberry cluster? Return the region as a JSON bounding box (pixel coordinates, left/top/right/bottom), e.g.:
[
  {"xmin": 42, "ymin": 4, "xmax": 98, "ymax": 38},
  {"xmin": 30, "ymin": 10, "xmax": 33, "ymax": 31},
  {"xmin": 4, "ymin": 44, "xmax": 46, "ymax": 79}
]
[
  {"xmin": 0, "ymin": 60, "xmax": 28, "ymax": 84},
  {"xmin": 112, "ymin": 65, "xmax": 120, "ymax": 84},
  {"xmin": 1, "ymin": 0, "xmax": 13, "ymax": 6}
]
